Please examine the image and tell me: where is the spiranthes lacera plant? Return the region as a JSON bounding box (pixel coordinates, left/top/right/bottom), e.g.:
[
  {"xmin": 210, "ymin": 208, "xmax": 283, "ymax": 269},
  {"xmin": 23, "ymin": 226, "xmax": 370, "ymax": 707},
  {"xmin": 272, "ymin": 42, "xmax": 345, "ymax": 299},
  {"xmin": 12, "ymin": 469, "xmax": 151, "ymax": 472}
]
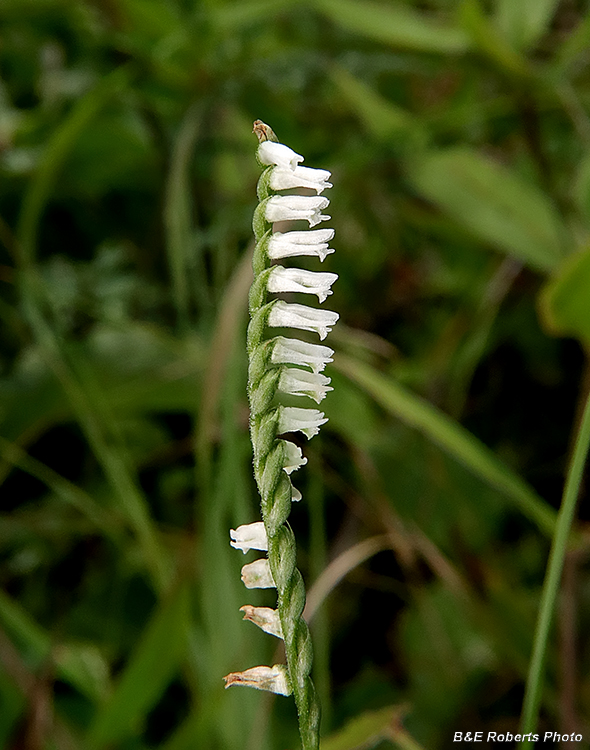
[{"xmin": 223, "ymin": 121, "xmax": 338, "ymax": 750}]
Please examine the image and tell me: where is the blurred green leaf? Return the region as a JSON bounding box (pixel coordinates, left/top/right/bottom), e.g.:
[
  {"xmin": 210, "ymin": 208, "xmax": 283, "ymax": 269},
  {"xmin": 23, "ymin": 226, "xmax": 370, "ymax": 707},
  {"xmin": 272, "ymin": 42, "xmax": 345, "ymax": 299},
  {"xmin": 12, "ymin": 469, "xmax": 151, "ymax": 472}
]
[
  {"xmin": 321, "ymin": 704, "xmax": 424, "ymax": 750},
  {"xmin": 0, "ymin": 589, "xmax": 108, "ymax": 701},
  {"xmin": 538, "ymin": 247, "xmax": 590, "ymax": 345},
  {"xmin": 334, "ymin": 354, "xmax": 557, "ymax": 537},
  {"xmin": 330, "ymin": 66, "xmax": 426, "ymax": 146},
  {"xmin": 405, "ymin": 147, "xmax": 565, "ymax": 272},
  {"xmin": 87, "ymin": 581, "xmax": 190, "ymax": 749},
  {"xmin": 17, "ymin": 65, "xmax": 132, "ymax": 266},
  {"xmin": 459, "ymin": 0, "xmax": 530, "ymax": 76},
  {"xmin": 552, "ymin": 11, "xmax": 590, "ymax": 75},
  {"xmin": 315, "ymin": 0, "xmax": 470, "ymax": 54},
  {"xmin": 494, "ymin": 0, "xmax": 560, "ymax": 50}
]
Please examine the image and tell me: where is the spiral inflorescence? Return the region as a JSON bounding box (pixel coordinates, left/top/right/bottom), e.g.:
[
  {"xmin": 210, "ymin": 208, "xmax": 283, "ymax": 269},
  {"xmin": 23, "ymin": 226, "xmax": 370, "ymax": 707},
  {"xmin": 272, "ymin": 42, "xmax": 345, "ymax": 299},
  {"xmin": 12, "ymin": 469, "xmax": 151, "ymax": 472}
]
[{"xmin": 224, "ymin": 121, "xmax": 338, "ymax": 750}]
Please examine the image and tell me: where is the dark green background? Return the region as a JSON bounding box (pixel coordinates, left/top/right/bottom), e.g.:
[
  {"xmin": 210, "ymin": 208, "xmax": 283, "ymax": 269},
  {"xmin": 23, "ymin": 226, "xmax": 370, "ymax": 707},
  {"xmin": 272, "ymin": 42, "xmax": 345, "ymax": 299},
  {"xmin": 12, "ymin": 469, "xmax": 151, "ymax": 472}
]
[{"xmin": 1, "ymin": 1, "xmax": 589, "ymax": 748}]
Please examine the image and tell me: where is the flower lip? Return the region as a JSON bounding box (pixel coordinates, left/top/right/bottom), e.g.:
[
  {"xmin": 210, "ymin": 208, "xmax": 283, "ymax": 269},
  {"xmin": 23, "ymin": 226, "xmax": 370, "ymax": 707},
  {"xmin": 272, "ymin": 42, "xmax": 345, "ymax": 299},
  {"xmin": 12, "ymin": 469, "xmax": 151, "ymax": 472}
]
[
  {"xmin": 267, "ymin": 266, "xmax": 338, "ymax": 303},
  {"xmin": 258, "ymin": 141, "xmax": 303, "ymax": 170},
  {"xmin": 282, "ymin": 440, "xmax": 307, "ymax": 474},
  {"xmin": 230, "ymin": 522, "xmax": 268, "ymax": 554},
  {"xmin": 268, "ymin": 300, "xmax": 339, "ymax": 340},
  {"xmin": 265, "ymin": 195, "xmax": 330, "ymax": 228},
  {"xmin": 270, "ymin": 336, "xmax": 334, "ymax": 373}
]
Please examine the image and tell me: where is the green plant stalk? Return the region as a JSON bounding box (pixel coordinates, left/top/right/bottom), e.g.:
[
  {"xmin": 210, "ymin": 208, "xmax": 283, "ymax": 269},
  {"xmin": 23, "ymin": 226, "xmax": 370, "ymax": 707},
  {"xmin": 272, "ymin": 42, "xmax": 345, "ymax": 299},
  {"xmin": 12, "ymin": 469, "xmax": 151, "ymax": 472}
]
[
  {"xmin": 246, "ymin": 169, "xmax": 321, "ymax": 750},
  {"xmin": 518, "ymin": 385, "xmax": 590, "ymax": 746}
]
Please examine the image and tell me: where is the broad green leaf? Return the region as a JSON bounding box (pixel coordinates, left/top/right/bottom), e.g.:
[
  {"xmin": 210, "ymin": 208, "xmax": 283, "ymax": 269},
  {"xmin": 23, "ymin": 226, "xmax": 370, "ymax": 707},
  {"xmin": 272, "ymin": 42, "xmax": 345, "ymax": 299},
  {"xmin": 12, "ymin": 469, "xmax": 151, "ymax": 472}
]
[
  {"xmin": 315, "ymin": 0, "xmax": 470, "ymax": 54},
  {"xmin": 330, "ymin": 66, "xmax": 426, "ymax": 146},
  {"xmin": 495, "ymin": 0, "xmax": 560, "ymax": 50},
  {"xmin": 334, "ymin": 355, "xmax": 557, "ymax": 537},
  {"xmin": 405, "ymin": 148, "xmax": 565, "ymax": 272},
  {"xmin": 538, "ymin": 247, "xmax": 590, "ymax": 345},
  {"xmin": 87, "ymin": 582, "xmax": 190, "ymax": 749},
  {"xmin": 321, "ymin": 705, "xmax": 424, "ymax": 750}
]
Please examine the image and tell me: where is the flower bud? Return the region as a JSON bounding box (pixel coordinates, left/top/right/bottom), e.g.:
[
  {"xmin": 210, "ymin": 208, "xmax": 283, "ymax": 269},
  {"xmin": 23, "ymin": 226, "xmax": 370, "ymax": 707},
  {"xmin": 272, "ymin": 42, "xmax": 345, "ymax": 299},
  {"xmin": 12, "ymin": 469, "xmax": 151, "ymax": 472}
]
[
  {"xmin": 241, "ymin": 558, "xmax": 276, "ymax": 589},
  {"xmin": 258, "ymin": 141, "xmax": 303, "ymax": 170}
]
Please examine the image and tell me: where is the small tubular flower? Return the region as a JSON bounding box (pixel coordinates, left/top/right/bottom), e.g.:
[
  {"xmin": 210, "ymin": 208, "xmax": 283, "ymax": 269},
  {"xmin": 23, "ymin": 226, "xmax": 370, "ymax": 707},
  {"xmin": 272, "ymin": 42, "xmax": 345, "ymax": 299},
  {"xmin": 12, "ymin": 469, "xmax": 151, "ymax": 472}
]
[
  {"xmin": 240, "ymin": 605, "xmax": 284, "ymax": 638},
  {"xmin": 223, "ymin": 664, "xmax": 291, "ymax": 695},
  {"xmin": 265, "ymin": 195, "xmax": 330, "ymax": 227},
  {"xmin": 241, "ymin": 558, "xmax": 275, "ymax": 589},
  {"xmin": 268, "ymin": 229, "xmax": 335, "ymax": 262},
  {"xmin": 230, "ymin": 522, "xmax": 268, "ymax": 554},
  {"xmin": 279, "ymin": 368, "xmax": 333, "ymax": 404},
  {"xmin": 270, "ymin": 336, "xmax": 334, "ymax": 373},
  {"xmin": 258, "ymin": 141, "xmax": 303, "ymax": 170},
  {"xmin": 291, "ymin": 485, "xmax": 302, "ymax": 502},
  {"xmin": 269, "ymin": 165, "xmax": 332, "ymax": 193},
  {"xmin": 282, "ymin": 440, "xmax": 307, "ymax": 474},
  {"xmin": 268, "ymin": 300, "xmax": 339, "ymax": 340},
  {"xmin": 267, "ymin": 266, "xmax": 338, "ymax": 303},
  {"xmin": 278, "ymin": 406, "xmax": 328, "ymax": 439}
]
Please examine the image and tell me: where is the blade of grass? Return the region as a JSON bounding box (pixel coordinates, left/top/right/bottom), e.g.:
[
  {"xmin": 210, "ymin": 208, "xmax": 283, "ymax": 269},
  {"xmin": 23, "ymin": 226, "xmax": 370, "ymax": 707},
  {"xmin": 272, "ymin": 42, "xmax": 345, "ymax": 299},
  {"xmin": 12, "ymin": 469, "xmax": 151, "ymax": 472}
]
[
  {"xmin": 518, "ymin": 379, "xmax": 590, "ymax": 746},
  {"xmin": 16, "ymin": 65, "xmax": 131, "ymax": 268},
  {"xmin": 14, "ymin": 61, "xmax": 169, "ymax": 592},
  {"xmin": 164, "ymin": 101, "xmax": 203, "ymax": 331},
  {"xmin": 315, "ymin": 0, "xmax": 470, "ymax": 54},
  {"xmin": 0, "ymin": 590, "xmax": 109, "ymax": 702},
  {"xmin": 86, "ymin": 581, "xmax": 190, "ymax": 749},
  {"xmin": 0, "ymin": 435, "xmax": 119, "ymax": 538},
  {"xmin": 334, "ymin": 354, "xmax": 557, "ymax": 537}
]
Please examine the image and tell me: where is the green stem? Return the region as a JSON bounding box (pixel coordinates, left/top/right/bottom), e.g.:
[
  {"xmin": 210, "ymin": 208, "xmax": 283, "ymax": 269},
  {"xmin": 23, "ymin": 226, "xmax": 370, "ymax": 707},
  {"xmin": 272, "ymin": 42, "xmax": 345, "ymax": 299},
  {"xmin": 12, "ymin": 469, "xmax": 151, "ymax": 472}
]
[{"xmin": 518, "ymin": 384, "xmax": 590, "ymax": 746}]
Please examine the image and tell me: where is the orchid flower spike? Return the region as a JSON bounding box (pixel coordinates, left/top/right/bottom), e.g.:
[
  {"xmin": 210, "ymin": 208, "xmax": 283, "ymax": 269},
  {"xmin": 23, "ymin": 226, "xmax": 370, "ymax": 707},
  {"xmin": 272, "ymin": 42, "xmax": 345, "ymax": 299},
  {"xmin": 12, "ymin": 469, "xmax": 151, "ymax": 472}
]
[{"xmin": 228, "ymin": 121, "xmax": 338, "ymax": 749}]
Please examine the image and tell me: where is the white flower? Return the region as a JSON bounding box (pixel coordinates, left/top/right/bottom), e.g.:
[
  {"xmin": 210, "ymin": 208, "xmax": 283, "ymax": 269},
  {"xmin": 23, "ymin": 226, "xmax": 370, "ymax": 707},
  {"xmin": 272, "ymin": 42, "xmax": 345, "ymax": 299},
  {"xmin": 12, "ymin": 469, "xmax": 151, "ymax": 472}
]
[
  {"xmin": 230, "ymin": 522, "xmax": 268, "ymax": 554},
  {"xmin": 265, "ymin": 195, "xmax": 330, "ymax": 228},
  {"xmin": 258, "ymin": 141, "xmax": 303, "ymax": 170},
  {"xmin": 241, "ymin": 558, "xmax": 275, "ymax": 589},
  {"xmin": 291, "ymin": 485, "xmax": 302, "ymax": 502},
  {"xmin": 268, "ymin": 229, "xmax": 335, "ymax": 262},
  {"xmin": 269, "ymin": 165, "xmax": 332, "ymax": 194},
  {"xmin": 282, "ymin": 440, "xmax": 307, "ymax": 474},
  {"xmin": 267, "ymin": 266, "xmax": 338, "ymax": 303},
  {"xmin": 270, "ymin": 336, "xmax": 334, "ymax": 373},
  {"xmin": 223, "ymin": 664, "xmax": 291, "ymax": 695},
  {"xmin": 268, "ymin": 300, "xmax": 339, "ymax": 340},
  {"xmin": 240, "ymin": 605, "xmax": 283, "ymax": 639},
  {"xmin": 278, "ymin": 406, "xmax": 328, "ymax": 439},
  {"xmin": 279, "ymin": 368, "xmax": 333, "ymax": 404}
]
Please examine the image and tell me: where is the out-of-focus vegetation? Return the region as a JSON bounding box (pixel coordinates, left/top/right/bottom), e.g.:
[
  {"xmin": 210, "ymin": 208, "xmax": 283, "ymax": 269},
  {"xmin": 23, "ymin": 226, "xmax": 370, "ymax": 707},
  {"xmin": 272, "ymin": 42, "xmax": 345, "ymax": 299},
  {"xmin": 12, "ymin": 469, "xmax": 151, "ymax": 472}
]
[{"xmin": 1, "ymin": 1, "xmax": 590, "ymax": 748}]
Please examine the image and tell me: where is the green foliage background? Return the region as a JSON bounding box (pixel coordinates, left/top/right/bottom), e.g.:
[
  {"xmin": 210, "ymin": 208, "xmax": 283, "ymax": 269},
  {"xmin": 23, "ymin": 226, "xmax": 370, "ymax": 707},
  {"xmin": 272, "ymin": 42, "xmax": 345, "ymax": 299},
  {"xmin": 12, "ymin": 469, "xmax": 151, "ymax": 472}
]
[{"xmin": 1, "ymin": 0, "xmax": 590, "ymax": 748}]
